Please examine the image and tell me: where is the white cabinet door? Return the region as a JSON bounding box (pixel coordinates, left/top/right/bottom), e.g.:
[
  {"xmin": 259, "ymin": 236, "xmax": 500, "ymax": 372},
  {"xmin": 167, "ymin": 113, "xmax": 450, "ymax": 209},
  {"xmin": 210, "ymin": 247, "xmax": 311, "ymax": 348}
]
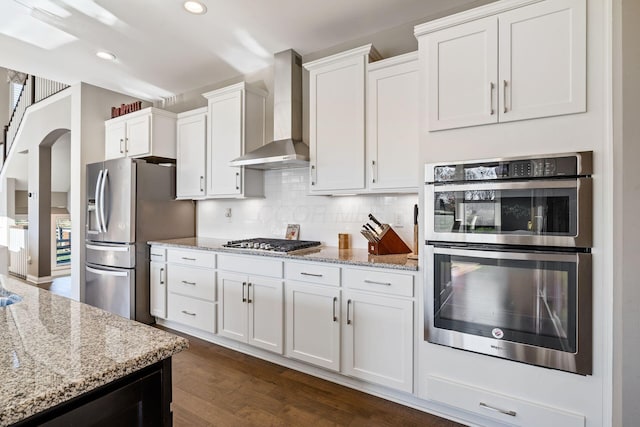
[
  {"xmin": 125, "ymin": 114, "xmax": 151, "ymax": 157},
  {"xmin": 177, "ymin": 112, "xmax": 206, "ymax": 198},
  {"xmin": 285, "ymin": 281, "xmax": 341, "ymax": 371},
  {"xmin": 217, "ymin": 271, "xmax": 247, "ymax": 342},
  {"xmin": 498, "ymin": 0, "xmax": 586, "ymax": 122},
  {"xmin": 207, "ymin": 90, "xmax": 242, "ymax": 197},
  {"xmin": 427, "ymin": 16, "xmax": 498, "ymax": 131},
  {"xmin": 343, "ymin": 290, "xmax": 413, "ymax": 393},
  {"xmin": 247, "ymin": 276, "xmax": 283, "ymax": 354},
  {"xmin": 367, "ymin": 55, "xmax": 420, "ymax": 191},
  {"xmin": 308, "ymin": 54, "xmax": 366, "ymax": 192},
  {"xmin": 149, "ymin": 261, "xmax": 166, "ymax": 319},
  {"xmin": 105, "ymin": 120, "xmax": 126, "ymax": 160}
]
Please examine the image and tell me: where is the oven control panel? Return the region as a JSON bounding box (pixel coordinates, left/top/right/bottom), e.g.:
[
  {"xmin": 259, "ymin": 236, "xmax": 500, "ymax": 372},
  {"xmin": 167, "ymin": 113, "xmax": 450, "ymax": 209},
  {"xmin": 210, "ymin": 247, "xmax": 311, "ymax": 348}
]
[{"xmin": 432, "ymin": 155, "xmax": 581, "ymax": 183}]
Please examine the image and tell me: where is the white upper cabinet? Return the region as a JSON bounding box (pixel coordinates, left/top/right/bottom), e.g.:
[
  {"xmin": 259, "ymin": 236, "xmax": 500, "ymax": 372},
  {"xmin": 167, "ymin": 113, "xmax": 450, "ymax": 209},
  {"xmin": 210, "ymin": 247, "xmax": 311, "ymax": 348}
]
[
  {"xmin": 176, "ymin": 108, "xmax": 207, "ymax": 199},
  {"xmin": 418, "ymin": 0, "xmax": 586, "ymax": 131},
  {"xmin": 426, "ymin": 16, "xmax": 498, "ymax": 131},
  {"xmin": 104, "ymin": 107, "xmax": 177, "ymax": 160},
  {"xmin": 367, "ymin": 53, "xmax": 420, "ymax": 192},
  {"xmin": 498, "ymin": 0, "xmax": 586, "ymax": 122},
  {"xmin": 203, "ymin": 82, "xmax": 266, "ymax": 199},
  {"xmin": 304, "ymin": 45, "xmax": 381, "ymax": 194}
]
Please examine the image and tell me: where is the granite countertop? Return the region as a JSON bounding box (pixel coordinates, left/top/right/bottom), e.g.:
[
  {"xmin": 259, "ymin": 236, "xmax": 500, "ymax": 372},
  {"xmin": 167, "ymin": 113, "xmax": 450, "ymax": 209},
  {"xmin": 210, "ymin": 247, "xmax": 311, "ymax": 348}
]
[
  {"xmin": 148, "ymin": 237, "xmax": 419, "ymax": 271},
  {"xmin": 0, "ymin": 276, "xmax": 188, "ymax": 426}
]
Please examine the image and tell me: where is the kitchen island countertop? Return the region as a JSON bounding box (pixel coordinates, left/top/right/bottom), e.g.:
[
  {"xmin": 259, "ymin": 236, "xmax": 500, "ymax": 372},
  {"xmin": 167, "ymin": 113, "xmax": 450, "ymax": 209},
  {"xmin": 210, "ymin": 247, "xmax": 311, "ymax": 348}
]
[
  {"xmin": 148, "ymin": 237, "xmax": 419, "ymax": 271},
  {"xmin": 0, "ymin": 276, "xmax": 188, "ymax": 426}
]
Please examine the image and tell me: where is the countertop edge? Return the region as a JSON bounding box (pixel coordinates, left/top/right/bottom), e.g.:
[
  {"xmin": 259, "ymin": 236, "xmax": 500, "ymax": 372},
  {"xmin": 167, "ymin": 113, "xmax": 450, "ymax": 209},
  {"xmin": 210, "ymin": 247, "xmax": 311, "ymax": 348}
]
[{"xmin": 147, "ymin": 239, "xmax": 419, "ymax": 271}]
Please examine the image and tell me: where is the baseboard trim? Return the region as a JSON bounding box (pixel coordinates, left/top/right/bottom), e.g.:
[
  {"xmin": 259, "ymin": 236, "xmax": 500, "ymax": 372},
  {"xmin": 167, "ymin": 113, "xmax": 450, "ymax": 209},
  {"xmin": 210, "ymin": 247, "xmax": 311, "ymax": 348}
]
[{"xmin": 26, "ymin": 274, "xmax": 53, "ymax": 284}]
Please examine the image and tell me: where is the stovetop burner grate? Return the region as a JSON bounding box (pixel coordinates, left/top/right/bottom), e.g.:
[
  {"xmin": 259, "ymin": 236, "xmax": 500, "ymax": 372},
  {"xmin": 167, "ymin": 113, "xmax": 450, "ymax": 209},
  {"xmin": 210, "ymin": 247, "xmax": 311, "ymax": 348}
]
[{"xmin": 223, "ymin": 238, "xmax": 322, "ymax": 253}]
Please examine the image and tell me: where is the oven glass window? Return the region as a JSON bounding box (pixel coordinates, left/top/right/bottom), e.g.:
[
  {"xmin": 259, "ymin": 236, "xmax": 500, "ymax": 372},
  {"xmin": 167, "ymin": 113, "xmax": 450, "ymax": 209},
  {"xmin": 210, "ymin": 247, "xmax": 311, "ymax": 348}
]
[
  {"xmin": 433, "ymin": 252, "xmax": 576, "ymax": 352},
  {"xmin": 433, "ymin": 187, "xmax": 577, "ymax": 236}
]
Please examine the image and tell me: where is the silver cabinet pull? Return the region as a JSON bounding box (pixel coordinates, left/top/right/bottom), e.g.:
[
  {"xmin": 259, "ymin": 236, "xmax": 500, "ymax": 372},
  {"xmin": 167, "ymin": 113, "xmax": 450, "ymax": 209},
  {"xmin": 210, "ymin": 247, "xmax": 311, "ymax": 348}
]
[
  {"xmin": 235, "ymin": 172, "xmax": 240, "ymax": 190},
  {"xmin": 371, "ymin": 160, "xmax": 376, "ymax": 183},
  {"xmin": 200, "ymin": 176, "xmax": 204, "ymax": 192},
  {"xmin": 310, "ymin": 165, "xmax": 316, "ymax": 186},
  {"xmin": 181, "ymin": 310, "xmax": 196, "ymax": 317},
  {"xmin": 346, "ymin": 299, "xmax": 352, "ymax": 325},
  {"xmin": 150, "ymin": 253, "xmax": 163, "ymax": 258},
  {"xmin": 181, "ymin": 257, "xmax": 196, "ymax": 261},
  {"xmin": 181, "ymin": 280, "xmax": 196, "ymax": 286},
  {"xmin": 160, "ymin": 268, "xmax": 165, "ymax": 285},
  {"xmin": 479, "ymin": 402, "xmax": 517, "ymax": 417},
  {"xmin": 489, "ymin": 82, "xmax": 495, "ymax": 115},
  {"xmin": 247, "ymin": 282, "xmax": 252, "ymax": 303},
  {"xmin": 125, "ymin": 137, "xmax": 129, "ymax": 153},
  {"xmin": 300, "ymin": 272, "xmax": 323, "ymax": 278},
  {"xmin": 332, "ymin": 297, "xmax": 338, "ymax": 322},
  {"xmin": 242, "ymin": 282, "xmax": 247, "ymax": 302},
  {"xmin": 119, "ymin": 138, "xmax": 124, "ymax": 154},
  {"xmin": 364, "ymin": 279, "xmax": 392, "ymax": 286},
  {"xmin": 503, "ymin": 80, "xmax": 508, "ymax": 113}
]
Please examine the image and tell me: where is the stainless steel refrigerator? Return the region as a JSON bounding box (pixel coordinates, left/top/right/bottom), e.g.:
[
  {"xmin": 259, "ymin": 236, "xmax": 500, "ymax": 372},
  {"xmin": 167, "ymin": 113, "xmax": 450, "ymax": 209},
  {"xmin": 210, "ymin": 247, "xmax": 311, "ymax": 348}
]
[{"xmin": 85, "ymin": 158, "xmax": 195, "ymax": 323}]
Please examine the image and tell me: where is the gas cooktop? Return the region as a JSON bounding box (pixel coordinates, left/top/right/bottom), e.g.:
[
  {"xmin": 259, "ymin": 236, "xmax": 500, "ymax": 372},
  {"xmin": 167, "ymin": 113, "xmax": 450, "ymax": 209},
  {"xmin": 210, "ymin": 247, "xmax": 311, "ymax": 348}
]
[{"xmin": 223, "ymin": 238, "xmax": 322, "ymax": 254}]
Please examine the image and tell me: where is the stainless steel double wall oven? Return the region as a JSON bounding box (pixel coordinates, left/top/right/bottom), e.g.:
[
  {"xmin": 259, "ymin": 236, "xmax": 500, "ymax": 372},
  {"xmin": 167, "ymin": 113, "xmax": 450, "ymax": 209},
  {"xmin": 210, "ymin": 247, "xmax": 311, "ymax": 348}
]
[{"xmin": 424, "ymin": 152, "xmax": 593, "ymax": 375}]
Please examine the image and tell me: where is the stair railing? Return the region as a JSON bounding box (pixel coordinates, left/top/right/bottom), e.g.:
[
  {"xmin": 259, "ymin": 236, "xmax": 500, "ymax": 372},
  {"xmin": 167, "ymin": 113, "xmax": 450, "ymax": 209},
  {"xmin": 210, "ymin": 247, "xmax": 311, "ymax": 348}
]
[{"xmin": 2, "ymin": 75, "xmax": 69, "ymax": 169}]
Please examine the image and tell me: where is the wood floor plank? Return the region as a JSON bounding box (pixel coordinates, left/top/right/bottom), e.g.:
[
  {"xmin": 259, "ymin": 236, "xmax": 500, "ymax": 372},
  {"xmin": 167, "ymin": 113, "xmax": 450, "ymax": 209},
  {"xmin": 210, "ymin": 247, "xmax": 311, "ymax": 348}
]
[{"xmin": 161, "ymin": 327, "xmax": 463, "ymax": 427}]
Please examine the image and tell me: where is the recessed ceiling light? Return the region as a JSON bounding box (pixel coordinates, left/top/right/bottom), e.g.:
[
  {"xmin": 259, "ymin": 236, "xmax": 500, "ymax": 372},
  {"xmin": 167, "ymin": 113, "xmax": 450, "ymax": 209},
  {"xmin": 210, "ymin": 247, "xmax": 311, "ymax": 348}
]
[
  {"xmin": 96, "ymin": 51, "xmax": 117, "ymax": 61},
  {"xmin": 183, "ymin": 1, "xmax": 207, "ymax": 14}
]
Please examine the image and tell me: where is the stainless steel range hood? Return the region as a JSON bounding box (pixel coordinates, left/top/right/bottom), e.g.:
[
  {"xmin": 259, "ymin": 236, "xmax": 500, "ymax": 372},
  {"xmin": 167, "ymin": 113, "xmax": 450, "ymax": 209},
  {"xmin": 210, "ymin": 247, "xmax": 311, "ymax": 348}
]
[{"xmin": 230, "ymin": 49, "xmax": 309, "ymax": 169}]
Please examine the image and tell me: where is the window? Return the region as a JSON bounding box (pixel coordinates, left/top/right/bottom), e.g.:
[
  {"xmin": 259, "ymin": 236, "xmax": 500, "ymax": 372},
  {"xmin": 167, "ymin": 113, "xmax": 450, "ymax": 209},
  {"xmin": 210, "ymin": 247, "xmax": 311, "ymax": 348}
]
[{"xmin": 10, "ymin": 81, "xmax": 24, "ymax": 110}]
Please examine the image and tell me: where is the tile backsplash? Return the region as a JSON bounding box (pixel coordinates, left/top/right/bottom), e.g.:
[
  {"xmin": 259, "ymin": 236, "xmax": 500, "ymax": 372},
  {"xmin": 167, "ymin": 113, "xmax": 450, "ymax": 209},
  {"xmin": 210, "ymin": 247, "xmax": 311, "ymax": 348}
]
[{"xmin": 197, "ymin": 168, "xmax": 418, "ymax": 249}]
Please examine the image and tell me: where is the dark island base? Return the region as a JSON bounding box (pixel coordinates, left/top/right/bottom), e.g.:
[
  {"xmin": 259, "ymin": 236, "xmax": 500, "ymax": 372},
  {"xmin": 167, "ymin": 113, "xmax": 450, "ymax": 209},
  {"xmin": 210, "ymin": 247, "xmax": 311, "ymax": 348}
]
[{"xmin": 12, "ymin": 358, "xmax": 173, "ymax": 427}]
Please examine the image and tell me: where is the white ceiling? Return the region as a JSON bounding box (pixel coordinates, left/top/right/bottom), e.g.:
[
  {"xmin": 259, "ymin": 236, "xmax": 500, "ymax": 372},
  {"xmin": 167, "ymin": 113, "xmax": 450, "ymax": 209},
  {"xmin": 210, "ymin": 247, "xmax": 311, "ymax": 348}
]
[{"xmin": 0, "ymin": 0, "xmax": 486, "ymax": 101}]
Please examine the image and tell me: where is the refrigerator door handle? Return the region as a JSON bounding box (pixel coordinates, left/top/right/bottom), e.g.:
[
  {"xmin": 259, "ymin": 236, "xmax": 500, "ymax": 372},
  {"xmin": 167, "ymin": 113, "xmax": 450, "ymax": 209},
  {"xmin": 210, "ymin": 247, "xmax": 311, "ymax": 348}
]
[
  {"xmin": 86, "ymin": 265, "xmax": 128, "ymax": 277},
  {"xmin": 91, "ymin": 169, "xmax": 104, "ymax": 234},
  {"xmin": 86, "ymin": 244, "xmax": 130, "ymax": 252},
  {"xmin": 99, "ymin": 168, "xmax": 108, "ymax": 233}
]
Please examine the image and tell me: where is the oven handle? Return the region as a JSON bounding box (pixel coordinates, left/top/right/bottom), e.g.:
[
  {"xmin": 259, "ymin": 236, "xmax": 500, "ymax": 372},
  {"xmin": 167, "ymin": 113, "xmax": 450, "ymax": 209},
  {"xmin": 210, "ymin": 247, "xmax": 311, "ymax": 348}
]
[
  {"xmin": 432, "ymin": 246, "xmax": 583, "ymax": 263},
  {"xmin": 433, "ymin": 178, "xmax": 581, "ymax": 193}
]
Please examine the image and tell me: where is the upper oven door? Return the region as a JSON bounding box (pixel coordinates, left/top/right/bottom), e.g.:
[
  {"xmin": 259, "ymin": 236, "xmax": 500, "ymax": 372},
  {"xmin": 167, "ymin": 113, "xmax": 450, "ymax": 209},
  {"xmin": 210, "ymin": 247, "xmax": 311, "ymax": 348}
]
[{"xmin": 426, "ymin": 178, "xmax": 592, "ymax": 247}]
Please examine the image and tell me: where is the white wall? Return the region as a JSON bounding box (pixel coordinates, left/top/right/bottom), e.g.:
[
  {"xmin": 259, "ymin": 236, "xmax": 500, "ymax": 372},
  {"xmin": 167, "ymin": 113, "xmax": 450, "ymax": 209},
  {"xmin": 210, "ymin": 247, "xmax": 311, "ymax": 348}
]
[
  {"xmin": 612, "ymin": 0, "xmax": 640, "ymax": 425},
  {"xmin": 0, "ymin": 67, "xmax": 9, "ymax": 135},
  {"xmin": 415, "ymin": 0, "xmax": 610, "ymax": 426},
  {"xmin": 197, "ymin": 168, "xmax": 417, "ymax": 249}
]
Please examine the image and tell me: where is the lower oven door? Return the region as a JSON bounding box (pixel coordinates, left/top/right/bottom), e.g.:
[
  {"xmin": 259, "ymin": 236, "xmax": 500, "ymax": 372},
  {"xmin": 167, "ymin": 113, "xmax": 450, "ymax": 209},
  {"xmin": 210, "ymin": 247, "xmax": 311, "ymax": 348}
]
[{"xmin": 425, "ymin": 244, "xmax": 592, "ymax": 375}]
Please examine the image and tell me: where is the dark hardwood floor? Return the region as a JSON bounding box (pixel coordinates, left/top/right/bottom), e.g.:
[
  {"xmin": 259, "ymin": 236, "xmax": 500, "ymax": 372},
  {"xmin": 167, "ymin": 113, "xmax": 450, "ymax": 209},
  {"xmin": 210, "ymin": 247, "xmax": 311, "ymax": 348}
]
[{"xmin": 163, "ymin": 328, "xmax": 463, "ymax": 427}]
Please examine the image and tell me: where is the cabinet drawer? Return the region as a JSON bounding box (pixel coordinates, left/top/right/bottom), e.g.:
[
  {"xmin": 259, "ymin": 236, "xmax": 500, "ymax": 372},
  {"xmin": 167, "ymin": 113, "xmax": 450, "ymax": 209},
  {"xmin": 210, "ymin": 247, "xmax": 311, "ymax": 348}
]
[
  {"xmin": 168, "ymin": 293, "xmax": 216, "ymax": 333},
  {"xmin": 426, "ymin": 376, "xmax": 584, "ymax": 427},
  {"xmin": 149, "ymin": 246, "xmax": 166, "ymax": 263},
  {"xmin": 218, "ymin": 254, "xmax": 282, "ymax": 278},
  {"xmin": 285, "ymin": 262, "xmax": 340, "ymax": 286},
  {"xmin": 343, "ymin": 268, "xmax": 413, "ymax": 297},
  {"xmin": 167, "ymin": 265, "xmax": 216, "ymax": 302},
  {"xmin": 167, "ymin": 248, "xmax": 216, "ymax": 268}
]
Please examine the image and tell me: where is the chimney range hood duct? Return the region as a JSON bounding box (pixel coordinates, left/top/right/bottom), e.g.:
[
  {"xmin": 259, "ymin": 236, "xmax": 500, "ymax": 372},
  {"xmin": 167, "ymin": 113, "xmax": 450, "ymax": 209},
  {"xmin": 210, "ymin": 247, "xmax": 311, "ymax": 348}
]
[{"xmin": 229, "ymin": 49, "xmax": 308, "ymax": 169}]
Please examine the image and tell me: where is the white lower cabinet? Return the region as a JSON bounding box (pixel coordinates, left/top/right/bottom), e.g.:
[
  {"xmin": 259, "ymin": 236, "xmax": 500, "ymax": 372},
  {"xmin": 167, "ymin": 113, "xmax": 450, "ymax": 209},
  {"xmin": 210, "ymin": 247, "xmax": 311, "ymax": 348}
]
[
  {"xmin": 218, "ymin": 270, "xmax": 284, "ymax": 354},
  {"xmin": 342, "ymin": 290, "xmax": 413, "ymax": 393},
  {"xmin": 285, "ymin": 281, "xmax": 341, "ymax": 371},
  {"xmin": 426, "ymin": 376, "xmax": 585, "ymax": 427},
  {"xmin": 163, "ymin": 247, "xmax": 217, "ymax": 334},
  {"xmin": 149, "ymin": 248, "xmax": 167, "ymax": 319}
]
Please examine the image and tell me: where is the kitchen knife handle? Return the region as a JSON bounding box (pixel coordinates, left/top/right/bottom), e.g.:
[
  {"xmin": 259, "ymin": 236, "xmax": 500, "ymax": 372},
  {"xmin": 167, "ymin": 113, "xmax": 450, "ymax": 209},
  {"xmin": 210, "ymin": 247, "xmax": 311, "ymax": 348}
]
[
  {"xmin": 332, "ymin": 297, "xmax": 338, "ymax": 322},
  {"xmin": 242, "ymin": 282, "xmax": 246, "ymax": 302},
  {"xmin": 369, "ymin": 214, "xmax": 383, "ymax": 228},
  {"xmin": 346, "ymin": 299, "xmax": 352, "ymax": 325}
]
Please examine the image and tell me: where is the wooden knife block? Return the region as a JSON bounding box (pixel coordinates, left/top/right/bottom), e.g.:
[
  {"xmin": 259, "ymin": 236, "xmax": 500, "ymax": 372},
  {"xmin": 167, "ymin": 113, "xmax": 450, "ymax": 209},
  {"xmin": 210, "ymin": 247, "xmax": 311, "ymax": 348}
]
[{"xmin": 368, "ymin": 225, "xmax": 412, "ymax": 255}]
